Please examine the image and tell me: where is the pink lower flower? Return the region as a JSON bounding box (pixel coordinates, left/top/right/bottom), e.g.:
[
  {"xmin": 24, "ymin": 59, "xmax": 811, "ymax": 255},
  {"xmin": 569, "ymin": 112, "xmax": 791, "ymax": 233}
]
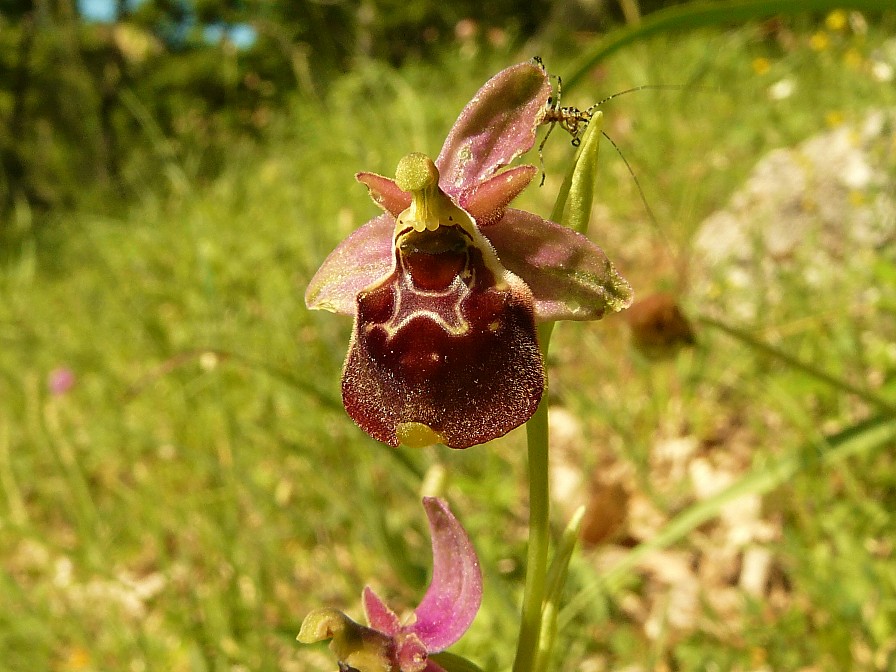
[
  {"xmin": 298, "ymin": 497, "xmax": 482, "ymax": 672},
  {"xmin": 306, "ymin": 61, "xmax": 632, "ymax": 449}
]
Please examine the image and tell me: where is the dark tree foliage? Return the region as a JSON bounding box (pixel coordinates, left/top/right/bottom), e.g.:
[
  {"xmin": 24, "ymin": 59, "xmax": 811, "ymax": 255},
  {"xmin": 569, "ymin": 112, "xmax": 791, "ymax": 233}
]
[{"xmin": 0, "ymin": 0, "xmax": 595, "ymax": 217}]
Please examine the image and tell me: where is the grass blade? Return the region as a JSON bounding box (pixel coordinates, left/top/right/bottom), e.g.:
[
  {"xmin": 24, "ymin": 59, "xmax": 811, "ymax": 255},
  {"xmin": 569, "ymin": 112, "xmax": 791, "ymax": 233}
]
[{"xmin": 564, "ymin": 0, "xmax": 896, "ymax": 90}]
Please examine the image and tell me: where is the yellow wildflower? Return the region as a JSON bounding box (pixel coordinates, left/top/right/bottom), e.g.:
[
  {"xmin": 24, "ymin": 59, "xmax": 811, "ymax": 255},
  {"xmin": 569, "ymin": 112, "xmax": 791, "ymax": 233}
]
[
  {"xmin": 844, "ymin": 48, "xmax": 864, "ymax": 69},
  {"xmin": 825, "ymin": 110, "xmax": 844, "ymax": 127},
  {"xmin": 810, "ymin": 31, "xmax": 830, "ymax": 51},
  {"xmin": 62, "ymin": 647, "xmax": 91, "ymax": 671},
  {"xmin": 825, "ymin": 10, "xmax": 848, "ymax": 31},
  {"xmin": 752, "ymin": 57, "xmax": 771, "ymax": 75}
]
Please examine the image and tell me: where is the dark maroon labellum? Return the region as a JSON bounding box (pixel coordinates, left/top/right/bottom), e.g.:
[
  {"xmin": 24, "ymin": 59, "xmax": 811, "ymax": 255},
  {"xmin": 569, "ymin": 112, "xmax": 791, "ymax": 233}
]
[{"xmin": 342, "ymin": 223, "xmax": 544, "ymax": 449}]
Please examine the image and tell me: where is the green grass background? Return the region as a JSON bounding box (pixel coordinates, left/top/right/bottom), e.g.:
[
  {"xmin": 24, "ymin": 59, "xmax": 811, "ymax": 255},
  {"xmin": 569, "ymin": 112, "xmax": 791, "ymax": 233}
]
[{"xmin": 2, "ymin": 14, "xmax": 896, "ymax": 672}]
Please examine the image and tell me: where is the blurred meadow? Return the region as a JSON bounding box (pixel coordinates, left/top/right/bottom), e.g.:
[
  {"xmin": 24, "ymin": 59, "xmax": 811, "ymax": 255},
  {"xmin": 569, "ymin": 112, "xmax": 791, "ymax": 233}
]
[{"xmin": 2, "ymin": 1, "xmax": 896, "ymax": 671}]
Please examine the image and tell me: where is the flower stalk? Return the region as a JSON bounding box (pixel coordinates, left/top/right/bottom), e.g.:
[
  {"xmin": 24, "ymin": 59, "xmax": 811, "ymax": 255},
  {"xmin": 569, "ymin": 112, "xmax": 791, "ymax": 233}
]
[
  {"xmin": 301, "ymin": 61, "xmax": 629, "ymax": 672},
  {"xmin": 513, "ymin": 115, "xmax": 606, "ymax": 672},
  {"xmin": 512, "ymin": 355, "xmax": 552, "ymax": 672}
]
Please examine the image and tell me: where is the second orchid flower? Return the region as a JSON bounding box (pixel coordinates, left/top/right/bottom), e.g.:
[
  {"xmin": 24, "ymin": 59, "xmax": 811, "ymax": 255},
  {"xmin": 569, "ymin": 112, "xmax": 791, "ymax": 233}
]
[{"xmin": 299, "ymin": 497, "xmax": 481, "ymax": 672}]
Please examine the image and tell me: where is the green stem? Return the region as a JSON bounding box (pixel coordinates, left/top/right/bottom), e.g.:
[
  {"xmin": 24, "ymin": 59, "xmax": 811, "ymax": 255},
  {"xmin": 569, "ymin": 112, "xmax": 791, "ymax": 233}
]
[
  {"xmin": 513, "ymin": 89, "xmax": 603, "ymax": 672},
  {"xmin": 512, "ymin": 323, "xmax": 555, "ymax": 672},
  {"xmin": 563, "ymin": 0, "xmax": 896, "ymax": 91}
]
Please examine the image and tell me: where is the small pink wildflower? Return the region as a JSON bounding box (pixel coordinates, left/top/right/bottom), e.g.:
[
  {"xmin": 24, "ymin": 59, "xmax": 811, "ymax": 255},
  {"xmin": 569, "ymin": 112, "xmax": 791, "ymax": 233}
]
[{"xmin": 48, "ymin": 367, "xmax": 76, "ymax": 396}]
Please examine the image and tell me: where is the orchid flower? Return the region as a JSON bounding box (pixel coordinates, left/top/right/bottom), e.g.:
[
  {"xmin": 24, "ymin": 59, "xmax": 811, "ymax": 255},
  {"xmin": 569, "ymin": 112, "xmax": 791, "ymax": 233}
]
[
  {"xmin": 306, "ymin": 61, "xmax": 632, "ymax": 449},
  {"xmin": 298, "ymin": 497, "xmax": 482, "ymax": 672}
]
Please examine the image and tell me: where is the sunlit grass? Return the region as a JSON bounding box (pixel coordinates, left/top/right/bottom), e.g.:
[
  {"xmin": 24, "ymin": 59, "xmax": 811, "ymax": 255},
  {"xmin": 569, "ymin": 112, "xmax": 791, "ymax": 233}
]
[{"xmin": 2, "ymin": 14, "xmax": 896, "ymax": 672}]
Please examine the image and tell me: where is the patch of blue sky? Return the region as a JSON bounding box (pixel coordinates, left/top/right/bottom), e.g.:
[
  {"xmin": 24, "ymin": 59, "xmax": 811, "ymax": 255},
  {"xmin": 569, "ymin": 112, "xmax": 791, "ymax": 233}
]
[
  {"xmin": 78, "ymin": 0, "xmax": 118, "ymax": 23},
  {"xmin": 79, "ymin": 0, "xmax": 147, "ymax": 23},
  {"xmin": 78, "ymin": 0, "xmax": 256, "ymax": 48},
  {"xmin": 203, "ymin": 23, "xmax": 258, "ymax": 49}
]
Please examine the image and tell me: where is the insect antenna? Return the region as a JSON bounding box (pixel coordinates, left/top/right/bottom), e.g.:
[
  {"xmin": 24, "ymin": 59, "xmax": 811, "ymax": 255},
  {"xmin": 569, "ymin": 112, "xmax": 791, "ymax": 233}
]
[
  {"xmin": 600, "ymin": 129, "xmax": 678, "ymax": 258},
  {"xmin": 583, "ymin": 84, "xmax": 692, "ymax": 115}
]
